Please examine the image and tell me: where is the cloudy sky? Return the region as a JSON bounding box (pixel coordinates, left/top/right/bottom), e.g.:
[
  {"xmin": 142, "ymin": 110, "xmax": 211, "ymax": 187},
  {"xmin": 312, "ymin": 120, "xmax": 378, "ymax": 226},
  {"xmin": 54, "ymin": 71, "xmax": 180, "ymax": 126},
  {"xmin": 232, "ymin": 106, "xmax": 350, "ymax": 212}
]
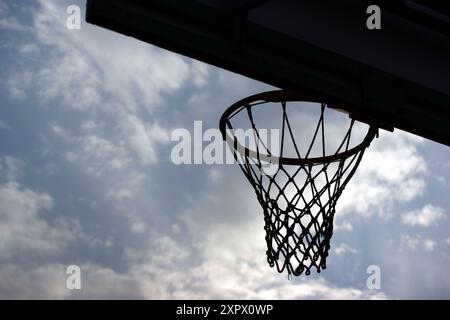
[{"xmin": 0, "ymin": 0, "xmax": 449, "ymax": 299}]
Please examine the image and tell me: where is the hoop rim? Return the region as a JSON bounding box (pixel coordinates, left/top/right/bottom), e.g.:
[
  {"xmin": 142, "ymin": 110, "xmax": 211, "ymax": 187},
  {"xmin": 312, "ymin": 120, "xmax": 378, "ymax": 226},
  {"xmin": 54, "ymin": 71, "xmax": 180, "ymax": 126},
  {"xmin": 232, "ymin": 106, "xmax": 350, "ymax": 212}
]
[{"xmin": 219, "ymin": 90, "xmax": 378, "ymax": 165}]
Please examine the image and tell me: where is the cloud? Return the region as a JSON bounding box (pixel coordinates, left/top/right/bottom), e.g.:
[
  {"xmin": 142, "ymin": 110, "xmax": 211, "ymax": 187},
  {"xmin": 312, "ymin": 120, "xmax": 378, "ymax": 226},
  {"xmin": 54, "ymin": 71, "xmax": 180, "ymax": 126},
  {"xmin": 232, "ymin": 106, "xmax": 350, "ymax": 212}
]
[
  {"xmin": 400, "ymin": 235, "xmax": 438, "ymax": 252},
  {"xmin": 191, "ymin": 60, "xmax": 210, "ymax": 88},
  {"xmin": 334, "ymin": 243, "xmax": 357, "ymax": 256},
  {"xmin": 336, "ymin": 131, "xmax": 427, "ymax": 219},
  {"xmin": 0, "ymin": 2, "xmax": 28, "ymax": 32},
  {"xmin": 0, "ymin": 155, "xmax": 128, "ymax": 298},
  {"xmin": 18, "ymin": 43, "xmax": 40, "ymax": 55},
  {"xmin": 207, "ymin": 168, "xmax": 223, "ymax": 184},
  {"xmin": 400, "ymin": 235, "xmax": 421, "ymax": 250},
  {"xmin": 334, "ymin": 221, "xmax": 353, "ymax": 232},
  {"xmin": 130, "ymin": 222, "xmax": 147, "ymax": 235},
  {"xmin": 378, "ymin": 235, "xmax": 450, "ymax": 298},
  {"xmin": 0, "ymin": 156, "xmax": 110, "ymax": 266},
  {"xmin": 120, "ymin": 234, "xmax": 387, "ymax": 299},
  {"xmin": 0, "ymin": 156, "xmax": 24, "ymax": 181},
  {"xmin": 106, "ymin": 172, "xmax": 146, "ymax": 202},
  {"xmin": 107, "ymin": 177, "xmax": 389, "ymax": 300},
  {"xmin": 119, "ymin": 114, "xmax": 170, "ymax": 165},
  {"xmin": 0, "ymin": 264, "xmax": 67, "ymax": 299},
  {"xmin": 0, "ymin": 0, "xmax": 447, "ymax": 300},
  {"xmin": 50, "ymin": 122, "xmax": 153, "ymax": 204},
  {"xmin": 6, "ymin": 70, "xmax": 32, "ymax": 100},
  {"xmin": 423, "ymin": 239, "xmax": 436, "ymax": 252},
  {"xmin": 0, "ymin": 181, "xmax": 75, "ymax": 259},
  {"xmin": 7, "ymin": 0, "xmax": 190, "ymax": 113},
  {"xmin": 401, "ymin": 205, "xmax": 446, "ymax": 227},
  {"xmin": 55, "ymin": 115, "xmax": 169, "ymax": 175},
  {"xmin": 65, "ymin": 133, "xmax": 132, "ymax": 175},
  {"xmin": 0, "ymin": 263, "xmax": 144, "ymax": 299},
  {"xmin": 121, "ymin": 232, "xmax": 387, "ymax": 299},
  {"xmin": 6, "ymin": 1, "xmax": 177, "ymax": 172}
]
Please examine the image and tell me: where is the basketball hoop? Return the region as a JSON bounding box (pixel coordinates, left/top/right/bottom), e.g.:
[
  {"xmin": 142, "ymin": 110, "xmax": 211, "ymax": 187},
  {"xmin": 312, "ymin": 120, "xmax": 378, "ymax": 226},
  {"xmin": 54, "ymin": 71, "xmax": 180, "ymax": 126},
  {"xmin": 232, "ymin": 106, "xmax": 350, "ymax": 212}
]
[{"xmin": 220, "ymin": 90, "xmax": 378, "ymax": 276}]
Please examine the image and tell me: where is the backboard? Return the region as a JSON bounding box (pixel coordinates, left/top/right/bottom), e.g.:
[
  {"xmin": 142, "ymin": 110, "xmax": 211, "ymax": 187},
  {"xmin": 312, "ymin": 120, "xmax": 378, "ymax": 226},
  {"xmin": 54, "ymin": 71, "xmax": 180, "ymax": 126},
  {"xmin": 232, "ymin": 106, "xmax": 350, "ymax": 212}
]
[{"xmin": 86, "ymin": 0, "xmax": 450, "ymax": 146}]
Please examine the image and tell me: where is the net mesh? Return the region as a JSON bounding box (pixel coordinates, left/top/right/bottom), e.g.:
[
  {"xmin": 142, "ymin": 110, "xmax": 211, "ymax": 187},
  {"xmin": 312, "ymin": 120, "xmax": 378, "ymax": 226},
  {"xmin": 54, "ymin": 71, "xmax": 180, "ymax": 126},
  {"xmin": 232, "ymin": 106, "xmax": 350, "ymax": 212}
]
[{"xmin": 223, "ymin": 97, "xmax": 375, "ymax": 276}]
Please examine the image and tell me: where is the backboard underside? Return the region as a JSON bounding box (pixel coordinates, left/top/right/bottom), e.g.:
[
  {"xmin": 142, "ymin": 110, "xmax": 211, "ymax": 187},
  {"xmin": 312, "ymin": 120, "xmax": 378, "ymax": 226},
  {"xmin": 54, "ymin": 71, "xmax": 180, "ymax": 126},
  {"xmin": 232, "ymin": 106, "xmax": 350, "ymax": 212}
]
[{"xmin": 86, "ymin": 0, "xmax": 450, "ymax": 146}]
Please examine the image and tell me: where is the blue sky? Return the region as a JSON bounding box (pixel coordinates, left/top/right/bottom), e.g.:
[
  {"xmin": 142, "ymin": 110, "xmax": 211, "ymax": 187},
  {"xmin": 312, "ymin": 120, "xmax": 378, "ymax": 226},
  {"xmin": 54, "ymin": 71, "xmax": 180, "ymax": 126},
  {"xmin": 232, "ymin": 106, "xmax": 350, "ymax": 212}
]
[{"xmin": 0, "ymin": 0, "xmax": 449, "ymax": 299}]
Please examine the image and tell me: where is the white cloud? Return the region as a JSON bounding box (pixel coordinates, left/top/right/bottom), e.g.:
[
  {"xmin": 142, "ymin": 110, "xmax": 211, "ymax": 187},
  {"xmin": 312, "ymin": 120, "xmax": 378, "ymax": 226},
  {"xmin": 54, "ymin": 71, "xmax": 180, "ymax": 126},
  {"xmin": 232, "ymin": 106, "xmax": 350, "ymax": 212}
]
[
  {"xmin": 0, "ymin": 263, "xmax": 144, "ymax": 299},
  {"xmin": 401, "ymin": 205, "xmax": 446, "ymax": 227},
  {"xmin": 121, "ymin": 231, "xmax": 387, "ymax": 299},
  {"xmin": 51, "ymin": 117, "xmax": 167, "ymax": 205},
  {"xmin": 54, "ymin": 128, "xmax": 148, "ymax": 203},
  {"xmin": 131, "ymin": 222, "xmax": 147, "ymax": 235},
  {"xmin": 336, "ymin": 131, "xmax": 427, "ymax": 219},
  {"xmin": 400, "ymin": 235, "xmax": 421, "ymax": 251},
  {"xmin": 8, "ymin": 0, "xmax": 190, "ymax": 113},
  {"xmin": 400, "ymin": 235, "xmax": 438, "ymax": 252},
  {"xmin": 187, "ymin": 92, "xmax": 212, "ymax": 110},
  {"xmin": 0, "ymin": 155, "xmax": 124, "ymax": 298},
  {"xmin": 259, "ymin": 279, "xmax": 388, "ymax": 300},
  {"xmin": 119, "ymin": 114, "xmax": 169, "ymax": 165},
  {"xmin": 50, "ymin": 120, "xmax": 162, "ymax": 215},
  {"xmin": 334, "ymin": 243, "xmax": 357, "ymax": 256},
  {"xmin": 334, "ymin": 221, "xmax": 353, "ymax": 232},
  {"xmin": 6, "ymin": 1, "xmax": 176, "ymax": 172},
  {"xmin": 35, "ymin": 51, "xmax": 103, "ymax": 110},
  {"xmin": 191, "ymin": 60, "xmax": 210, "ymax": 88},
  {"xmin": 65, "ymin": 134, "xmax": 132, "ymax": 175},
  {"xmin": 109, "ymin": 179, "xmax": 389, "ymax": 300},
  {"xmin": 0, "ymin": 264, "xmax": 67, "ymax": 299},
  {"xmin": 0, "ymin": 181, "xmax": 76, "ymax": 259},
  {"xmin": 423, "ymin": 239, "xmax": 436, "ymax": 252},
  {"xmin": 6, "ymin": 70, "xmax": 32, "ymax": 100},
  {"xmin": 106, "ymin": 172, "xmax": 146, "ymax": 202},
  {"xmin": 6, "ymin": 1, "xmax": 183, "ymax": 172},
  {"xmin": 121, "ymin": 232, "xmax": 388, "ymax": 299},
  {"xmin": 50, "ymin": 122, "xmax": 68, "ymax": 138}
]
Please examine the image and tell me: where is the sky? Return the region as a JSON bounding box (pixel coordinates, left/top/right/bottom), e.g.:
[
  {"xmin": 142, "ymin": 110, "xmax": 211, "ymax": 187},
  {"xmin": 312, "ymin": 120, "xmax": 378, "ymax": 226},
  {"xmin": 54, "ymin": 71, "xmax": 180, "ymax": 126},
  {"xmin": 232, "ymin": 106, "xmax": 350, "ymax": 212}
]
[{"xmin": 0, "ymin": 0, "xmax": 449, "ymax": 299}]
